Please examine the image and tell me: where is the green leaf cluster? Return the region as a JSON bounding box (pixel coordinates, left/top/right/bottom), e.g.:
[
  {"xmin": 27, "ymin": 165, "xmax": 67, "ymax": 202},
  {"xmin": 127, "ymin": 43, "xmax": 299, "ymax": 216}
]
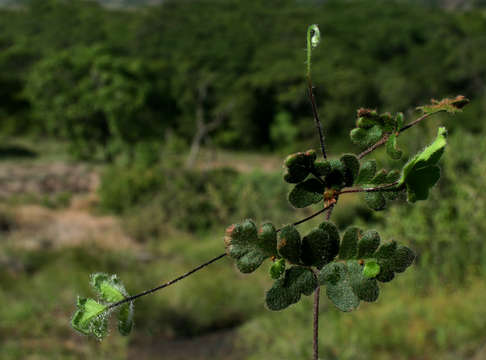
[
  {"xmin": 224, "ymin": 96, "xmax": 468, "ymax": 314},
  {"xmin": 227, "ymin": 220, "xmax": 414, "ymax": 312},
  {"xmin": 276, "ymin": 221, "xmax": 340, "ymax": 268},
  {"xmin": 318, "ymin": 227, "xmax": 414, "ymax": 312},
  {"xmin": 224, "ymin": 220, "xmax": 278, "ymax": 273},
  {"xmin": 319, "ymin": 261, "xmax": 379, "ymax": 312},
  {"xmin": 71, "ymin": 273, "xmax": 133, "ymax": 339},
  {"xmin": 225, "ymin": 220, "xmax": 340, "ymax": 274},
  {"xmin": 226, "ymin": 220, "xmax": 339, "ymax": 310},
  {"xmin": 71, "ymin": 297, "xmax": 108, "ymax": 339},
  {"xmin": 266, "ymin": 266, "xmax": 317, "ymax": 311},
  {"xmin": 350, "ymin": 109, "xmax": 404, "ymax": 151},
  {"xmin": 283, "ymin": 150, "xmax": 318, "ymax": 184},
  {"xmin": 285, "ymin": 151, "xmax": 360, "ymax": 208},
  {"xmin": 355, "ymin": 159, "xmax": 402, "ymax": 211}
]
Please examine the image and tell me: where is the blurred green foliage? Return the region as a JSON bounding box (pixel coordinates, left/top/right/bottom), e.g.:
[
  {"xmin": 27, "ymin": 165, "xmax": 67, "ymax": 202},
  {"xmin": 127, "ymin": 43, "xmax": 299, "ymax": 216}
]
[
  {"xmin": 1, "ymin": 0, "xmax": 486, "ymax": 358},
  {"xmin": 98, "ymin": 127, "xmax": 486, "ymax": 288},
  {"xmin": 240, "ymin": 275, "xmax": 486, "ymax": 360},
  {"xmin": 379, "ymin": 129, "xmax": 486, "ymax": 286},
  {"xmin": 24, "ymin": 46, "xmax": 173, "ymax": 160},
  {"xmin": 99, "ymin": 163, "xmax": 295, "ymax": 235},
  {"xmin": 0, "ymin": 0, "xmax": 485, "ymax": 157}
]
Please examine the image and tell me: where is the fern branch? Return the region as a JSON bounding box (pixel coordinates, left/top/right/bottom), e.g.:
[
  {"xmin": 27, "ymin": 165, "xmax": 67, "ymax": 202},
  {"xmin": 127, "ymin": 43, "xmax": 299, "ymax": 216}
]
[
  {"xmin": 358, "ymin": 112, "xmax": 435, "ymax": 159},
  {"xmin": 105, "ymin": 205, "xmax": 334, "ymax": 311}
]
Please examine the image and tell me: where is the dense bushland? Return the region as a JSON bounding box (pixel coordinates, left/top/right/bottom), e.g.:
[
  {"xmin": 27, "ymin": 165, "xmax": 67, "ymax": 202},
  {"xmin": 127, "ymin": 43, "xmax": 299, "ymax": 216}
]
[
  {"xmin": 99, "ymin": 164, "xmax": 294, "ymax": 235},
  {"xmin": 0, "ymin": 0, "xmax": 485, "ymax": 158},
  {"xmin": 1, "ymin": 1, "xmax": 485, "ymax": 359}
]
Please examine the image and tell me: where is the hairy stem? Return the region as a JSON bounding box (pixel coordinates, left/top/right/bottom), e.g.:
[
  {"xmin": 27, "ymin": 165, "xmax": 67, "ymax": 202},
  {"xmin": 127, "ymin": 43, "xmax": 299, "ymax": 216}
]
[
  {"xmin": 399, "ymin": 112, "xmax": 433, "ymax": 133},
  {"xmin": 306, "ymin": 25, "xmax": 327, "ymax": 160},
  {"xmin": 278, "ymin": 203, "xmax": 334, "ymax": 232},
  {"xmin": 325, "ymin": 197, "xmax": 338, "ymax": 221},
  {"xmin": 339, "ymin": 181, "xmax": 400, "ymax": 194},
  {"xmin": 313, "ymin": 281, "xmax": 320, "ymax": 360},
  {"xmin": 311, "ymin": 196, "xmax": 338, "ymax": 360},
  {"xmin": 357, "ymin": 134, "xmax": 389, "ymax": 159},
  {"xmin": 358, "ymin": 112, "xmax": 436, "ymax": 159},
  {"xmin": 106, "ymin": 205, "xmax": 333, "ymax": 311},
  {"xmin": 307, "ymin": 81, "xmax": 327, "ymax": 160},
  {"xmin": 106, "ymin": 253, "xmax": 227, "ymax": 310}
]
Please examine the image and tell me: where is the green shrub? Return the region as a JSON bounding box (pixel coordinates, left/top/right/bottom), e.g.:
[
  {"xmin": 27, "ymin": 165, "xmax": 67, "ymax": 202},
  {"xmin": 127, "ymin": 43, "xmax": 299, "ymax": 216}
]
[
  {"xmin": 101, "ymin": 163, "xmax": 295, "ymax": 237},
  {"xmin": 239, "ymin": 278, "xmax": 486, "ymax": 360},
  {"xmin": 98, "ymin": 164, "xmax": 165, "ymax": 214},
  {"xmin": 379, "ymin": 130, "xmax": 486, "ymax": 286},
  {"xmin": 24, "ymin": 45, "xmax": 170, "ymax": 160},
  {"xmin": 73, "ymin": 24, "xmax": 475, "ymax": 360}
]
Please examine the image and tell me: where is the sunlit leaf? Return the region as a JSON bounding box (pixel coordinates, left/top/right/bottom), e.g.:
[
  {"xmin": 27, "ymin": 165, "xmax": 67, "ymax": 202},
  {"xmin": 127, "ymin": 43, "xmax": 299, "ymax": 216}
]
[
  {"xmin": 90, "ymin": 273, "xmax": 126, "ymax": 303},
  {"xmin": 399, "ymin": 127, "xmax": 447, "ymax": 202},
  {"xmin": 363, "ymin": 260, "xmax": 381, "ymax": 278},
  {"xmin": 71, "ymin": 297, "xmax": 107, "ymax": 338},
  {"xmin": 269, "ymin": 258, "xmax": 286, "ymax": 280}
]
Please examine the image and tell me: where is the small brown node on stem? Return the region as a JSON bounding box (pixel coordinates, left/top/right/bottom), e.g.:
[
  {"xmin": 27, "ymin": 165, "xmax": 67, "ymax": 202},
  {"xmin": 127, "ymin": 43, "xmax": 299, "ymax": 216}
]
[
  {"xmin": 324, "ymin": 189, "xmax": 338, "ymax": 208},
  {"xmin": 224, "ymin": 224, "xmax": 236, "ymax": 253},
  {"xmin": 357, "ymin": 108, "xmax": 378, "ymax": 118}
]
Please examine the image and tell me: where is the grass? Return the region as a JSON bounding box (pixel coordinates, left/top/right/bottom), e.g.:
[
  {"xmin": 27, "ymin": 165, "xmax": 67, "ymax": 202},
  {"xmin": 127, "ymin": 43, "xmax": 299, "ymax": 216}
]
[
  {"xmin": 0, "ymin": 246, "xmax": 129, "ymax": 359},
  {"xmin": 0, "ymin": 230, "xmax": 267, "ymax": 359},
  {"xmin": 1, "ymin": 134, "xmax": 485, "ymax": 359},
  {"xmin": 0, "ymin": 137, "xmax": 72, "ymax": 164},
  {"xmin": 2, "ymin": 227, "xmax": 486, "ymax": 359},
  {"xmin": 239, "ymin": 272, "xmax": 486, "ymax": 360}
]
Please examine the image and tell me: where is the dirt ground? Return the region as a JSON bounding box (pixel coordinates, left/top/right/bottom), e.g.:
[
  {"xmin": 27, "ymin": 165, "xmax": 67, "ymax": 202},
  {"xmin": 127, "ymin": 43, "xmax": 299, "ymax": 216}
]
[
  {"xmin": 0, "ymin": 162, "xmax": 136, "ymax": 251},
  {"xmin": 0, "ymin": 159, "xmax": 244, "ymax": 359},
  {"xmin": 130, "ymin": 329, "xmax": 245, "ymax": 360}
]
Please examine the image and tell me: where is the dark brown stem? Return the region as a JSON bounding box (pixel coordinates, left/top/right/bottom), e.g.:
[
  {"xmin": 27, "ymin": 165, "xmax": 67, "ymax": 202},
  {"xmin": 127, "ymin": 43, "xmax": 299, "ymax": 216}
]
[
  {"xmin": 325, "ymin": 197, "xmax": 338, "ymax": 220},
  {"xmin": 358, "ymin": 112, "xmax": 435, "ymax": 159},
  {"xmin": 106, "ymin": 253, "xmax": 227, "ymax": 310},
  {"xmin": 311, "ymin": 196, "xmax": 338, "ymax": 360},
  {"xmin": 398, "ymin": 112, "xmax": 433, "ymax": 133},
  {"xmin": 339, "ymin": 181, "xmax": 400, "ymax": 194},
  {"xmin": 106, "ymin": 205, "xmax": 333, "ymax": 311},
  {"xmin": 357, "ymin": 134, "xmax": 389, "ymax": 159},
  {"xmin": 277, "ymin": 203, "xmax": 333, "ymax": 232},
  {"xmin": 307, "ymin": 79, "xmax": 327, "ymax": 159},
  {"xmin": 313, "ymin": 282, "xmax": 320, "ymax": 360}
]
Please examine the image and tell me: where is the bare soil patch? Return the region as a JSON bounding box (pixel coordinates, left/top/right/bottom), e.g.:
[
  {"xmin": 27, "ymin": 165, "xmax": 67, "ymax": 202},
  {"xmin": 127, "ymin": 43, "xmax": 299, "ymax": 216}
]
[
  {"xmin": 8, "ymin": 200, "xmax": 136, "ymax": 250},
  {"xmin": 0, "ymin": 162, "xmax": 98, "ymax": 198}
]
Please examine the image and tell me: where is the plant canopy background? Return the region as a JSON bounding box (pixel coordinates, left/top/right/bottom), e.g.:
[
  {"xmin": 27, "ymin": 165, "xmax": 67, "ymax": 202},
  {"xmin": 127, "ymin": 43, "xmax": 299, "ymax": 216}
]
[{"xmin": 0, "ymin": 0, "xmax": 485, "ymax": 359}]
